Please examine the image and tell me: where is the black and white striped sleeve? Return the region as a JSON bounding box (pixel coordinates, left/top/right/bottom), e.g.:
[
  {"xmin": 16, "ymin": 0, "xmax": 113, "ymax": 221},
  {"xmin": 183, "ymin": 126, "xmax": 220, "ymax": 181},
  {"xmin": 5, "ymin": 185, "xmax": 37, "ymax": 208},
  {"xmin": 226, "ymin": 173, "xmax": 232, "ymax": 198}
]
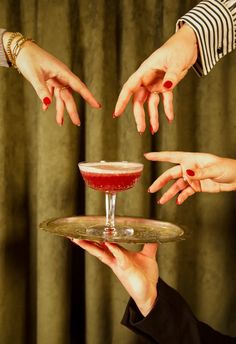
[
  {"xmin": 0, "ymin": 29, "xmax": 9, "ymax": 67},
  {"xmin": 176, "ymin": 0, "xmax": 236, "ymax": 76}
]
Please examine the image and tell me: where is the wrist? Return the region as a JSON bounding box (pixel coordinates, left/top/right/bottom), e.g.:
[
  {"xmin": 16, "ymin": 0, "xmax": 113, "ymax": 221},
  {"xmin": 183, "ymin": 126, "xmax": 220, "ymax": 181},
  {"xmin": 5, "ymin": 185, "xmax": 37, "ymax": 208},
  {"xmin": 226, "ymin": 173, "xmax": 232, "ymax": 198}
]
[
  {"xmin": 136, "ymin": 289, "xmax": 158, "ymax": 317},
  {"xmin": 178, "ymin": 23, "xmax": 198, "ymax": 46},
  {"xmin": 2, "ymin": 31, "xmax": 35, "ymax": 72}
]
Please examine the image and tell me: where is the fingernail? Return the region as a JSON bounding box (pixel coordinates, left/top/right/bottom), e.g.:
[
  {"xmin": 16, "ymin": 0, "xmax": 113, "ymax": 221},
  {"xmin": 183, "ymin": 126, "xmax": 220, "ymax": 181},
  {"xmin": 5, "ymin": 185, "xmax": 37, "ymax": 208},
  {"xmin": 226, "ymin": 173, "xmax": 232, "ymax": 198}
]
[
  {"xmin": 98, "ymin": 103, "xmax": 102, "ymax": 108},
  {"xmin": 112, "ymin": 112, "xmax": 117, "ymax": 118},
  {"xmin": 186, "ymin": 169, "xmax": 195, "ymax": 177},
  {"xmin": 77, "ymin": 122, "xmax": 81, "ymax": 127},
  {"xmin": 176, "ymin": 199, "xmax": 180, "ymax": 205},
  {"xmin": 150, "ymin": 125, "xmax": 155, "ymax": 135},
  {"xmin": 61, "ymin": 118, "xmax": 64, "ymax": 126},
  {"xmin": 163, "ymin": 81, "xmax": 173, "ymax": 89},
  {"xmin": 43, "ymin": 97, "xmax": 51, "ymax": 106},
  {"xmin": 157, "ymin": 199, "xmax": 162, "ymax": 205},
  {"xmin": 168, "ymin": 118, "xmax": 173, "ymax": 124},
  {"xmin": 148, "ymin": 188, "xmax": 151, "ymax": 193},
  {"xmin": 138, "ymin": 131, "xmax": 144, "ymax": 136}
]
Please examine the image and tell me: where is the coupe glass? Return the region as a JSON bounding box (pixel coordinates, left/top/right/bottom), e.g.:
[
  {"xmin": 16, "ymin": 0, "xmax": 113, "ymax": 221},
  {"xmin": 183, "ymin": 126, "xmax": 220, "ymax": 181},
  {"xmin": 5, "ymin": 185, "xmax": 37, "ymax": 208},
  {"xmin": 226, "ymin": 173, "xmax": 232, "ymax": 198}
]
[{"xmin": 78, "ymin": 161, "xmax": 143, "ymax": 239}]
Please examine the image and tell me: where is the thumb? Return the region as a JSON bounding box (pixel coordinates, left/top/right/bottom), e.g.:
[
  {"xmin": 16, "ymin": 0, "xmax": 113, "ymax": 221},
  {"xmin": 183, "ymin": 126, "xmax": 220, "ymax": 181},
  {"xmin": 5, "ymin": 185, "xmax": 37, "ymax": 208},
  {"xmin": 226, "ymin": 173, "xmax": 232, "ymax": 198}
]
[
  {"xmin": 27, "ymin": 72, "xmax": 52, "ymax": 107},
  {"xmin": 162, "ymin": 64, "xmax": 183, "ymax": 90},
  {"xmin": 186, "ymin": 166, "xmax": 220, "ymax": 181},
  {"xmin": 142, "ymin": 243, "xmax": 158, "ymax": 258}
]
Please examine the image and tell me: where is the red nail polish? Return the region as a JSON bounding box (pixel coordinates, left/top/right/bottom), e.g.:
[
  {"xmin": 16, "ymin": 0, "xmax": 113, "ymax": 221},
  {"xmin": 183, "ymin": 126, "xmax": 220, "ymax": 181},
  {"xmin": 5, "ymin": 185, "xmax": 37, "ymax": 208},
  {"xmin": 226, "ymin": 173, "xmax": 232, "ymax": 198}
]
[
  {"xmin": 61, "ymin": 118, "xmax": 64, "ymax": 126},
  {"xmin": 43, "ymin": 97, "xmax": 51, "ymax": 106},
  {"xmin": 176, "ymin": 199, "xmax": 180, "ymax": 205},
  {"xmin": 163, "ymin": 81, "xmax": 173, "ymax": 89},
  {"xmin": 186, "ymin": 169, "xmax": 195, "ymax": 177},
  {"xmin": 98, "ymin": 103, "xmax": 102, "ymax": 108},
  {"xmin": 150, "ymin": 125, "xmax": 155, "ymax": 135}
]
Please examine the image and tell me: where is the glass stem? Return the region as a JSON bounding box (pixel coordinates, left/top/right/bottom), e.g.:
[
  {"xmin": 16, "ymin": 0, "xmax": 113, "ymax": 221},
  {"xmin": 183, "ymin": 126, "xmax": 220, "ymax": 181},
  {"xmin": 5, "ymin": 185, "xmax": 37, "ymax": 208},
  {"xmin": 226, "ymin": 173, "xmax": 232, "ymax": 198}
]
[{"xmin": 105, "ymin": 192, "xmax": 116, "ymax": 232}]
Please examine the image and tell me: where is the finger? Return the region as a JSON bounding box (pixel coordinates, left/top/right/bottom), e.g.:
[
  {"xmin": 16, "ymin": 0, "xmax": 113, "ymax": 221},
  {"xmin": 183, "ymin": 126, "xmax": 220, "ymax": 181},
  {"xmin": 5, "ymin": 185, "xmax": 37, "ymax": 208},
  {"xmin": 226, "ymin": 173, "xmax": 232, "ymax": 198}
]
[
  {"xmin": 28, "ymin": 71, "xmax": 52, "ymax": 107},
  {"xmin": 148, "ymin": 165, "xmax": 182, "ymax": 192},
  {"xmin": 162, "ymin": 63, "xmax": 183, "ymax": 90},
  {"xmin": 147, "ymin": 92, "xmax": 160, "ymax": 133},
  {"xmin": 72, "ymin": 239, "xmax": 114, "ymax": 266},
  {"xmin": 57, "ymin": 69, "xmax": 101, "ymax": 109},
  {"xmin": 59, "ymin": 88, "xmax": 81, "ymax": 126},
  {"xmin": 158, "ymin": 178, "xmax": 187, "ymax": 205},
  {"xmin": 113, "ymin": 73, "xmax": 142, "ymax": 117},
  {"xmin": 162, "ymin": 91, "xmax": 174, "ymax": 122},
  {"xmin": 144, "ymin": 151, "xmax": 190, "ymax": 164},
  {"xmin": 54, "ymin": 87, "xmax": 65, "ymax": 126},
  {"xmin": 133, "ymin": 87, "xmax": 148, "ymax": 133},
  {"xmin": 42, "ymin": 83, "xmax": 54, "ymax": 111},
  {"xmin": 186, "ymin": 165, "xmax": 222, "ymax": 181},
  {"xmin": 105, "ymin": 243, "xmax": 128, "ymax": 269},
  {"xmin": 141, "ymin": 243, "xmax": 158, "ymax": 258},
  {"xmin": 176, "ymin": 186, "xmax": 195, "ymax": 204}
]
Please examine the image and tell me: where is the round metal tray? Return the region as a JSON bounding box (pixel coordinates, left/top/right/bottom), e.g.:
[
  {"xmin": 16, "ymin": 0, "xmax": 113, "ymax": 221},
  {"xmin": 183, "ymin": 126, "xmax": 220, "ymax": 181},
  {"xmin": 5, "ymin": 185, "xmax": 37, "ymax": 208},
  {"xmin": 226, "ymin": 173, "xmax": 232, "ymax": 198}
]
[{"xmin": 39, "ymin": 215, "xmax": 189, "ymax": 244}]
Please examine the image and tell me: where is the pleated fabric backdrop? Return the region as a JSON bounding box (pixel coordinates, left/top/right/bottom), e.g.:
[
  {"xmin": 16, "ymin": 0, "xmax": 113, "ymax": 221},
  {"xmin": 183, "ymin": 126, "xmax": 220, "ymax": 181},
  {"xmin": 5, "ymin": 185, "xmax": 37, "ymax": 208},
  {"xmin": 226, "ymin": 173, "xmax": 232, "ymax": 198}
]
[{"xmin": 0, "ymin": 0, "xmax": 235, "ymax": 343}]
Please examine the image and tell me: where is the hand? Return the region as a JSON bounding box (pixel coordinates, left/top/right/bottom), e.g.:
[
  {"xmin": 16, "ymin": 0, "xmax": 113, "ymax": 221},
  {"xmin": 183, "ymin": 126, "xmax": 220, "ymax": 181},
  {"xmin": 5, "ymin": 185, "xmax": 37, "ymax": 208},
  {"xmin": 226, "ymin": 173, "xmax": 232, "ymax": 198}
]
[
  {"xmin": 72, "ymin": 240, "xmax": 159, "ymax": 316},
  {"xmin": 3, "ymin": 32, "xmax": 101, "ymax": 126},
  {"xmin": 145, "ymin": 151, "xmax": 236, "ymax": 205},
  {"xmin": 113, "ymin": 24, "xmax": 198, "ymax": 134}
]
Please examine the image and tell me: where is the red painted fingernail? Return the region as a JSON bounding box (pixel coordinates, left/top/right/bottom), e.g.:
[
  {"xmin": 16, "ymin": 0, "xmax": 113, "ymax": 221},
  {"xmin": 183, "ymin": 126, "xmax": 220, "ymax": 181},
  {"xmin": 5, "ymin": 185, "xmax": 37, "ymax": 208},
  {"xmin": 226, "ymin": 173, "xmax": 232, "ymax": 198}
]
[
  {"xmin": 98, "ymin": 103, "xmax": 102, "ymax": 108},
  {"xmin": 186, "ymin": 169, "xmax": 195, "ymax": 177},
  {"xmin": 61, "ymin": 118, "xmax": 64, "ymax": 126},
  {"xmin": 176, "ymin": 199, "xmax": 180, "ymax": 205},
  {"xmin": 43, "ymin": 97, "xmax": 51, "ymax": 106},
  {"xmin": 163, "ymin": 81, "xmax": 173, "ymax": 89},
  {"xmin": 150, "ymin": 125, "xmax": 155, "ymax": 135}
]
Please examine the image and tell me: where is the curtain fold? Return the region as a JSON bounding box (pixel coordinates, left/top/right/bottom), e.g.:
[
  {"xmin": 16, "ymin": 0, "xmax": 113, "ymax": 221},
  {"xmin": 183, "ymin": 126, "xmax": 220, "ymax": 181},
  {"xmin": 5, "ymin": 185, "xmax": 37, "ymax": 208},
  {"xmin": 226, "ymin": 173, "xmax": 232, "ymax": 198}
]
[{"xmin": 0, "ymin": 1, "xmax": 235, "ymax": 343}]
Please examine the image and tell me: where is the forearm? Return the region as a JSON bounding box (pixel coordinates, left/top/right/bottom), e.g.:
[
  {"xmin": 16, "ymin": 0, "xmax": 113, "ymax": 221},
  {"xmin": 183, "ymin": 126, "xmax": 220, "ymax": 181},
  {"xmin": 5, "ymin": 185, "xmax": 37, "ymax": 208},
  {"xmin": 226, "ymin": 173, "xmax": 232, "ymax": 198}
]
[
  {"xmin": 122, "ymin": 279, "xmax": 236, "ymax": 343},
  {"xmin": 176, "ymin": 0, "xmax": 236, "ymax": 76}
]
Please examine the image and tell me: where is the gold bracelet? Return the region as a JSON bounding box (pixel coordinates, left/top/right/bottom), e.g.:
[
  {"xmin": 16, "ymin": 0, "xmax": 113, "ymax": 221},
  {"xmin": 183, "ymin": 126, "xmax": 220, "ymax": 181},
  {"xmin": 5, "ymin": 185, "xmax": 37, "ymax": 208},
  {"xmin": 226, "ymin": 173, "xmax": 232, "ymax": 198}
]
[
  {"xmin": 5, "ymin": 32, "xmax": 22, "ymax": 66},
  {"xmin": 5, "ymin": 32, "xmax": 35, "ymax": 73}
]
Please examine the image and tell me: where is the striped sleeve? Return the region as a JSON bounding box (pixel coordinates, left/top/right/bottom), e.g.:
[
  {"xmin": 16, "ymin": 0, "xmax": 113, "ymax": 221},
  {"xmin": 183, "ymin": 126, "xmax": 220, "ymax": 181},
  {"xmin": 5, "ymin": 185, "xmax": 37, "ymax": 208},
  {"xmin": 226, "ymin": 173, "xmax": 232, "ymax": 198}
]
[
  {"xmin": 0, "ymin": 28, "xmax": 9, "ymax": 67},
  {"xmin": 176, "ymin": 0, "xmax": 236, "ymax": 76}
]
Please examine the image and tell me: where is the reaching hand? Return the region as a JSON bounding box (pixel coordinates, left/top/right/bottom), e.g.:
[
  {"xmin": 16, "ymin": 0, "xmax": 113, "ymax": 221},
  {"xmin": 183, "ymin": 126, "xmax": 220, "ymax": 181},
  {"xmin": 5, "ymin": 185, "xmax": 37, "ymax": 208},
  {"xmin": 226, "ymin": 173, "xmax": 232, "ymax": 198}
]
[
  {"xmin": 73, "ymin": 240, "xmax": 159, "ymax": 316},
  {"xmin": 145, "ymin": 151, "xmax": 236, "ymax": 205},
  {"xmin": 3, "ymin": 32, "xmax": 101, "ymax": 126},
  {"xmin": 113, "ymin": 24, "xmax": 198, "ymax": 134}
]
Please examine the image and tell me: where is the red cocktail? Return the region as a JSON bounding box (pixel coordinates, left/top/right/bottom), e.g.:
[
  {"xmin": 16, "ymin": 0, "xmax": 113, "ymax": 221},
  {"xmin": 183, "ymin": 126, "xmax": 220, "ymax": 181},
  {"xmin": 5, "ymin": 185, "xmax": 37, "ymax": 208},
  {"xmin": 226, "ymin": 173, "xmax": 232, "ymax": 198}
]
[
  {"xmin": 80, "ymin": 162, "xmax": 142, "ymax": 192},
  {"xmin": 78, "ymin": 161, "xmax": 143, "ymax": 238}
]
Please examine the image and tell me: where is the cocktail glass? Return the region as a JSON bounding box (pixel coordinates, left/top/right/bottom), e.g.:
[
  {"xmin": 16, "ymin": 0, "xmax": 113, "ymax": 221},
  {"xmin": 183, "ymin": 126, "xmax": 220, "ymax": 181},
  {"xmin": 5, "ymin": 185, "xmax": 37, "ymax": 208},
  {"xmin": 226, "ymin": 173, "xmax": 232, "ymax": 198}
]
[{"xmin": 78, "ymin": 161, "xmax": 143, "ymax": 239}]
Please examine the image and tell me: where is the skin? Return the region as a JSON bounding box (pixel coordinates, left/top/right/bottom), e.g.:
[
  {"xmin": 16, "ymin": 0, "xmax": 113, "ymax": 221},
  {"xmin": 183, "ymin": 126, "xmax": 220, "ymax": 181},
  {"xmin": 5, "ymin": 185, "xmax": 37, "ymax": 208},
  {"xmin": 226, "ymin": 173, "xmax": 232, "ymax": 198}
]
[
  {"xmin": 2, "ymin": 31, "xmax": 101, "ymax": 126},
  {"xmin": 145, "ymin": 151, "xmax": 236, "ymax": 205},
  {"xmin": 72, "ymin": 240, "xmax": 159, "ymax": 317},
  {"xmin": 113, "ymin": 24, "xmax": 198, "ymax": 133}
]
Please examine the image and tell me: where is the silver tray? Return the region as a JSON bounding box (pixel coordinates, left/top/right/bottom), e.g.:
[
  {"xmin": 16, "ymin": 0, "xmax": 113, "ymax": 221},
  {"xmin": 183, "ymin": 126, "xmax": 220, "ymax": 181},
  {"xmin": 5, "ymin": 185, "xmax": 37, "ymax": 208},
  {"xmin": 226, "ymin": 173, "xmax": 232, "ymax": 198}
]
[{"xmin": 39, "ymin": 215, "xmax": 188, "ymax": 244}]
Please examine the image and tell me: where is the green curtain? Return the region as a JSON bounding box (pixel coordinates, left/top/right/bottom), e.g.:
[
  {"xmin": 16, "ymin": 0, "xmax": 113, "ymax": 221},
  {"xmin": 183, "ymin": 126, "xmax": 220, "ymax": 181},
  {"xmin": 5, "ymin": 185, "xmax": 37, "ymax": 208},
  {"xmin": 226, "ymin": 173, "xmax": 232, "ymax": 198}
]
[{"xmin": 0, "ymin": 0, "xmax": 235, "ymax": 343}]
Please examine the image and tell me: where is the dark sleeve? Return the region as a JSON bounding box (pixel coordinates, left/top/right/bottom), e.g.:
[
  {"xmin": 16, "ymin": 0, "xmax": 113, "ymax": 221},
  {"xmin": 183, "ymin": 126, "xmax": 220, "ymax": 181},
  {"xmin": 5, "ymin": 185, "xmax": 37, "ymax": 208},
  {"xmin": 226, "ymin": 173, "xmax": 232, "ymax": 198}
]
[
  {"xmin": 121, "ymin": 279, "xmax": 236, "ymax": 344},
  {"xmin": 176, "ymin": 0, "xmax": 236, "ymax": 76}
]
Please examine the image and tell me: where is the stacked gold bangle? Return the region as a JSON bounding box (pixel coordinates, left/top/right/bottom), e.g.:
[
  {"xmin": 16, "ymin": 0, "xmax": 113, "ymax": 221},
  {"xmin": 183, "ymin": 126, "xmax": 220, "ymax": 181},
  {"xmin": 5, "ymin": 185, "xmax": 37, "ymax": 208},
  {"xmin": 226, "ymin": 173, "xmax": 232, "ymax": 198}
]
[{"xmin": 5, "ymin": 32, "xmax": 35, "ymax": 73}]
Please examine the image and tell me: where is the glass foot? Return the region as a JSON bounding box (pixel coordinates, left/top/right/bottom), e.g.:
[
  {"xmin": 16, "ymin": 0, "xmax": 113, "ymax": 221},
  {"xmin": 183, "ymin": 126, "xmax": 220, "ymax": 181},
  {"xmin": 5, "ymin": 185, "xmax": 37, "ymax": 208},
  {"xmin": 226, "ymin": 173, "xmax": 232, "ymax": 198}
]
[{"xmin": 87, "ymin": 225, "xmax": 134, "ymax": 239}]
